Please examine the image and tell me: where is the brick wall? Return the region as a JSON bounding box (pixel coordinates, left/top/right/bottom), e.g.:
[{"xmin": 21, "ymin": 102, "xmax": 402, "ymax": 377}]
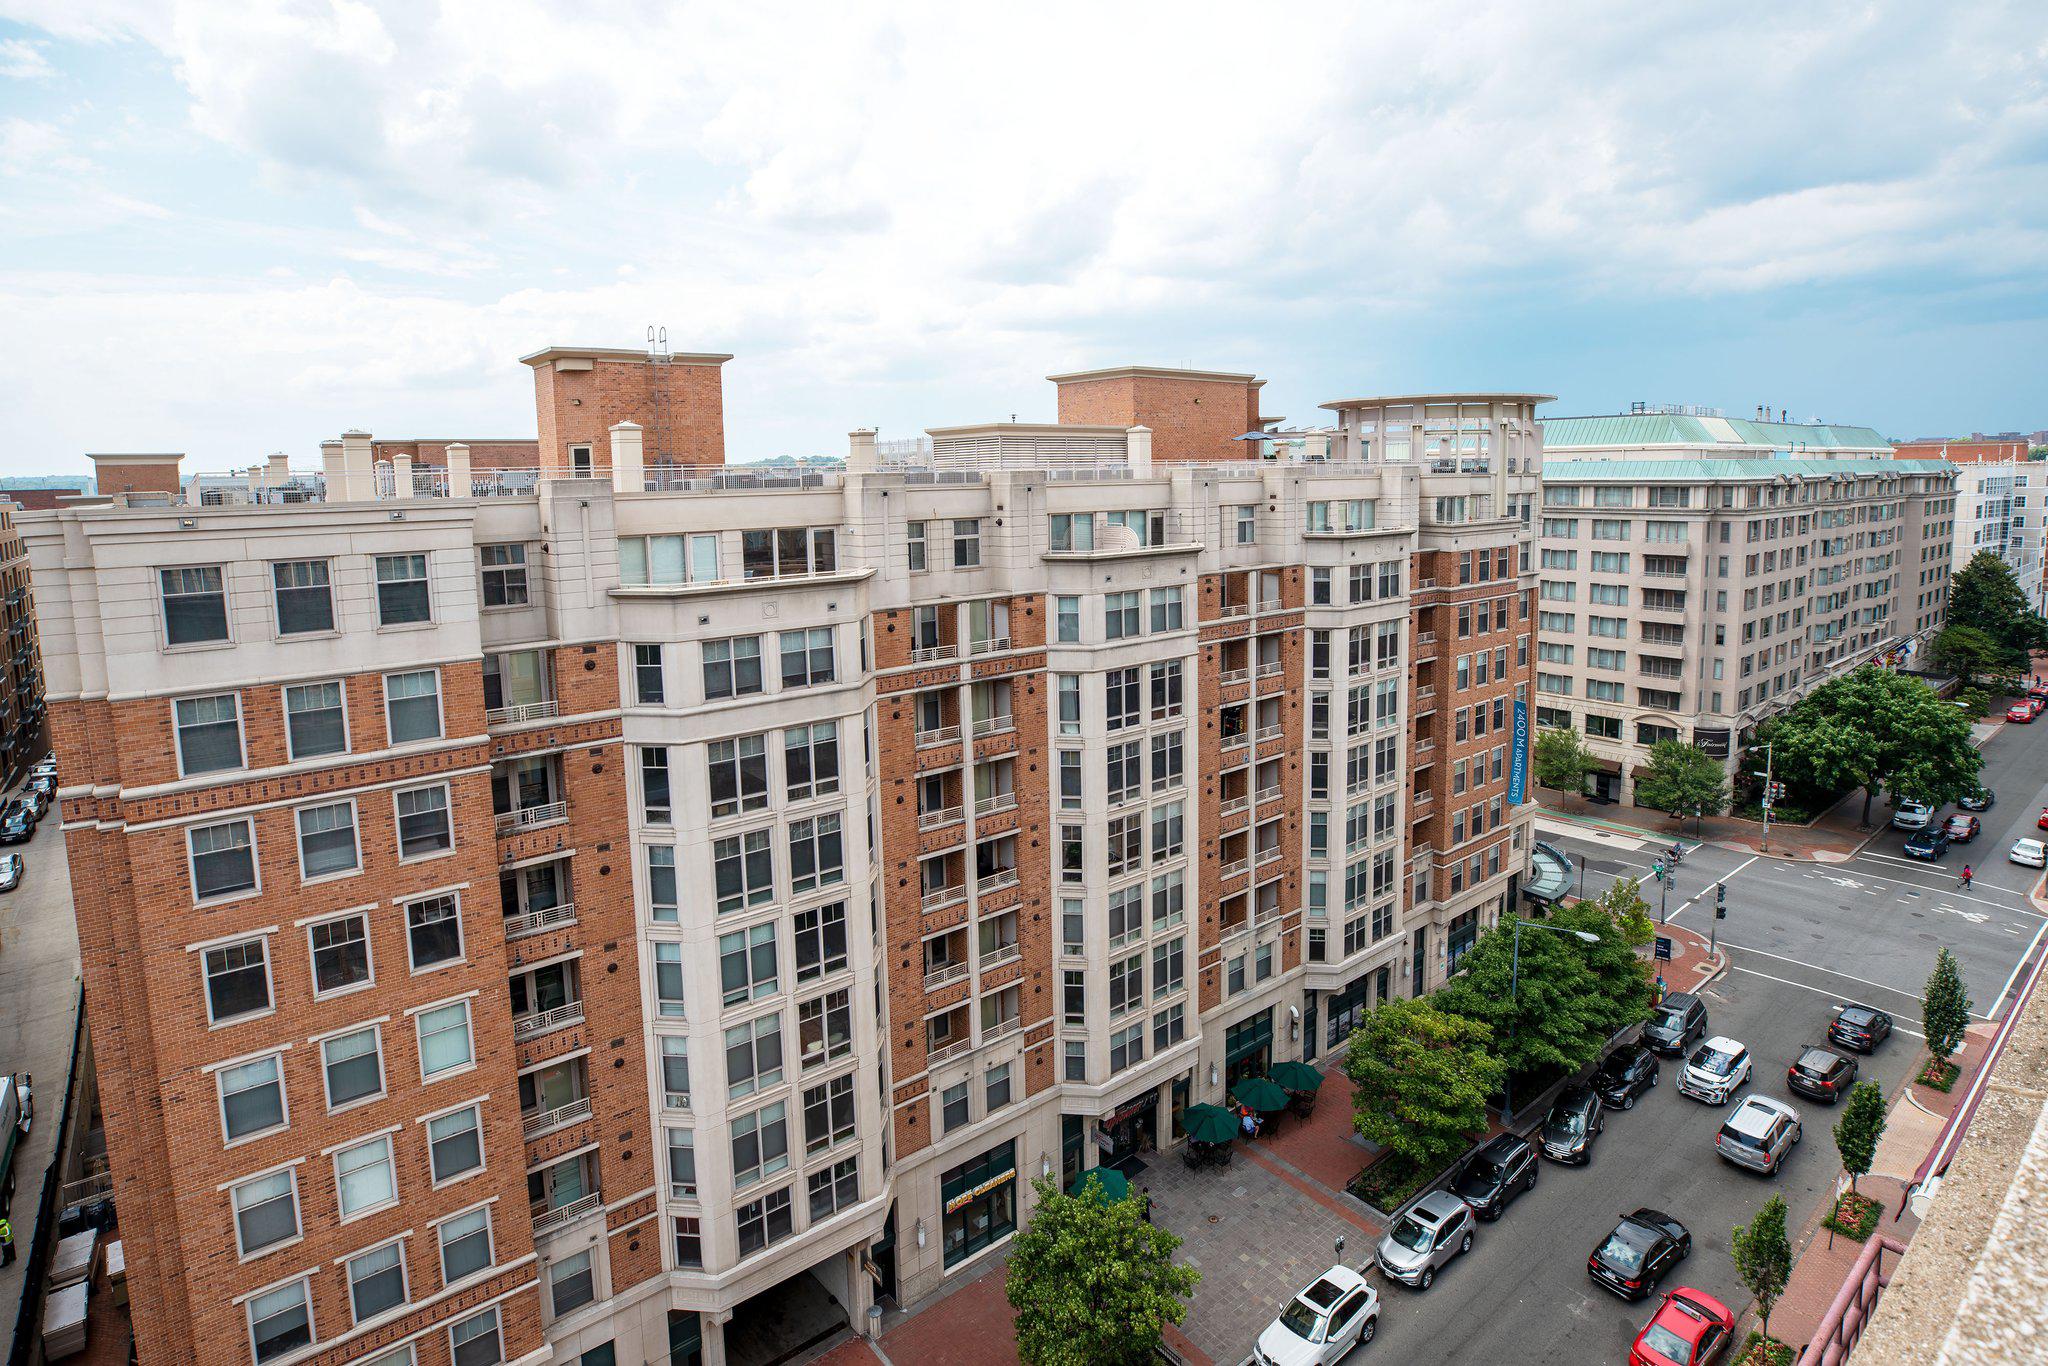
[
  {"xmin": 532, "ymin": 357, "xmax": 727, "ymax": 475},
  {"xmin": 1053, "ymin": 373, "xmax": 1264, "ymax": 463}
]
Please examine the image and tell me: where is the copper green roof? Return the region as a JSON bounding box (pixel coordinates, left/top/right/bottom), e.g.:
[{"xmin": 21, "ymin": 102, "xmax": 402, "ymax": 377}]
[
  {"xmin": 1541, "ymin": 413, "xmax": 1890, "ymax": 451},
  {"xmin": 1543, "ymin": 457, "xmax": 1954, "ymax": 482}
]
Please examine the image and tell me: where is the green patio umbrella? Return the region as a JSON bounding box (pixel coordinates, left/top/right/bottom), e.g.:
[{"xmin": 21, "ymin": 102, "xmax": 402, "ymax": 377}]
[
  {"xmin": 1230, "ymin": 1076, "xmax": 1290, "ymax": 1113},
  {"xmin": 1068, "ymin": 1167, "xmax": 1131, "ymax": 1203},
  {"xmin": 1179, "ymin": 1103, "xmax": 1238, "ymax": 1146},
  {"xmin": 1269, "ymin": 1060, "xmax": 1324, "ymax": 1093}
]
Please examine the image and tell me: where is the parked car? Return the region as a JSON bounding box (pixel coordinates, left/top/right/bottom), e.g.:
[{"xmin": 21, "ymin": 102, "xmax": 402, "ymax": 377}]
[
  {"xmin": 2037, "ymin": 806, "xmax": 2048, "ymax": 831},
  {"xmin": 2031, "ymin": 696, "xmax": 2047, "ymax": 717},
  {"xmin": 1944, "ymin": 814, "xmax": 1981, "ymax": 843},
  {"xmin": 1642, "ymin": 992, "xmax": 1709, "ymax": 1057},
  {"xmin": 1959, "ymin": 786, "xmax": 1995, "ymax": 812},
  {"xmin": 0, "ymin": 853, "xmax": 21, "ymax": 893},
  {"xmin": 25, "ymin": 772, "xmax": 53, "ymax": 800},
  {"xmin": 1375, "ymin": 1191, "xmax": 1474, "ymax": 1291},
  {"xmin": 1253, "ymin": 1265, "xmax": 1378, "ymax": 1365},
  {"xmin": 1449, "ymin": 1133, "xmax": 1537, "ymax": 1221},
  {"xmin": 1588, "ymin": 1209, "xmax": 1691, "ymax": 1301},
  {"xmin": 1903, "ymin": 826, "xmax": 1951, "ymax": 860},
  {"xmin": 0, "ymin": 802, "xmax": 35, "ymax": 846},
  {"xmin": 2008, "ymin": 702, "xmax": 2035, "ymax": 723},
  {"xmin": 1678, "ymin": 1036, "xmax": 1751, "ymax": 1105},
  {"xmin": 1541, "ymin": 1083, "xmax": 1606, "ymax": 1164},
  {"xmin": 1785, "ymin": 1046, "xmax": 1858, "ymax": 1104},
  {"xmin": 1630, "ymin": 1288, "xmax": 1736, "ymax": 1366},
  {"xmin": 1715, "ymin": 1095, "xmax": 1803, "ymax": 1175},
  {"xmin": 17, "ymin": 786, "xmax": 48, "ymax": 820},
  {"xmin": 1594, "ymin": 1044, "xmax": 1660, "ymax": 1110},
  {"xmin": 2013, "ymin": 838, "xmax": 2048, "ymax": 869},
  {"xmin": 1829, "ymin": 1005, "xmax": 1893, "ymax": 1054},
  {"xmin": 1889, "ymin": 799, "xmax": 1935, "ymax": 830}
]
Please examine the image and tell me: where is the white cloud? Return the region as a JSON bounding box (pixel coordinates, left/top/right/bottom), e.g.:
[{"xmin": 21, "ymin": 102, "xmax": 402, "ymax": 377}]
[
  {"xmin": 0, "ymin": 36, "xmax": 54, "ymax": 79},
  {"xmin": 0, "ymin": 0, "xmax": 2043, "ymax": 472}
]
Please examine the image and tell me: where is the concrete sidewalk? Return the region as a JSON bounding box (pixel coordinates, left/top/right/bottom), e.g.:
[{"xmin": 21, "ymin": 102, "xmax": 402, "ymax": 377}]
[{"xmin": 1536, "ymin": 790, "xmax": 1871, "ymax": 863}]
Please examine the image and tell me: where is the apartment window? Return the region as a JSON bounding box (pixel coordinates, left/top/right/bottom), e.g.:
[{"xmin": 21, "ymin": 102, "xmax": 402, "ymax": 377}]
[
  {"xmin": 231, "ymin": 1169, "xmax": 300, "ymax": 1256},
  {"xmin": 1107, "ymin": 813, "xmax": 1142, "ymax": 877},
  {"xmin": 547, "ymin": 1250, "xmax": 594, "ymax": 1318},
  {"xmin": 190, "ymin": 819, "xmax": 257, "ymax": 902},
  {"xmin": 702, "ymin": 636, "xmax": 764, "ymax": 699},
  {"xmin": 1152, "ymin": 869, "xmax": 1184, "ymax": 929},
  {"xmin": 436, "ymin": 1206, "xmax": 494, "ymax": 1286},
  {"xmin": 219, "ymin": 1053, "xmax": 286, "ymax": 1141},
  {"xmin": 417, "ymin": 1000, "xmax": 475, "ymax": 1078},
  {"xmin": 784, "ymin": 722, "xmax": 840, "ymax": 801},
  {"xmin": 1105, "ymin": 591, "xmax": 1141, "ymax": 640},
  {"xmin": 1107, "ymin": 740, "xmax": 1142, "ymax": 805},
  {"xmin": 404, "ymin": 893, "xmax": 463, "ymax": 970},
  {"xmin": 731, "ymin": 1103, "xmax": 791, "ymax": 1189},
  {"xmin": 384, "ymin": 670, "xmax": 443, "ymax": 744},
  {"xmin": 793, "ymin": 900, "xmax": 849, "ymax": 981},
  {"xmin": 322, "ymin": 1027, "xmax": 383, "ymax": 1108},
  {"xmin": 173, "ymin": 693, "xmax": 243, "ymax": 776},
  {"xmin": 427, "ymin": 1105, "xmax": 483, "ymax": 1182},
  {"xmin": 725, "ymin": 1014, "xmax": 784, "ymax": 1099},
  {"xmin": 449, "ymin": 1308, "xmax": 503, "ymax": 1366},
  {"xmin": 282, "ymin": 680, "xmax": 347, "ymax": 759},
  {"xmin": 1060, "ymin": 825, "xmax": 1084, "ymax": 884},
  {"xmin": 479, "ymin": 544, "xmax": 528, "ymax": 607},
  {"xmin": 651, "ymin": 942, "xmax": 686, "ymax": 1017},
  {"xmin": 1149, "ymin": 586, "xmax": 1185, "ymax": 633},
  {"xmin": 805, "ymin": 1074, "xmax": 857, "ymax": 1153},
  {"xmin": 798, "ymin": 989, "xmax": 853, "ymax": 1068},
  {"xmin": 395, "ymin": 784, "xmax": 453, "ymax": 858},
  {"xmin": 1150, "ymin": 799, "xmax": 1185, "ymax": 858},
  {"xmin": 620, "ymin": 533, "xmax": 720, "ymax": 586},
  {"xmin": 247, "ymin": 1279, "xmax": 313, "ymax": 1364},
  {"xmin": 789, "ymin": 815, "xmax": 845, "ymax": 895},
  {"xmin": 1152, "ymin": 936, "xmax": 1185, "ymax": 996},
  {"xmin": 160, "ymin": 566, "xmax": 229, "ymax": 646},
  {"xmin": 1151, "ymin": 731, "xmax": 1184, "ymax": 790},
  {"xmin": 720, "ymin": 924, "xmax": 778, "ymax": 1006},
  {"xmin": 1055, "ymin": 595, "xmax": 1081, "ymax": 642},
  {"xmin": 952, "ymin": 520, "xmax": 982, "ymax": 568},
  {"xmin": 809, "ymin": 1156, "xmax": 861, "ymax": 1223},
  {"xmin": 673, "ymin": 1216, "xmax": 704, "ymax": 1269},
  {"xmin": 333, "ymin": 1132, "xmax": 399, "ymax": 1220},
  {"xmin": 629, "ymin": 644, "xmax": 666, "ymax": 705},
  {"xmin": 307, "ymin": 912, "xmax": 370, "ymax": 995},
  {"xmin": 292, "ymin": 801, "xmax": 361, "ymax": 881},
  {"xmin": 1233, "ymin": 504, "xmax": 1257, "ymax": 544},
  {"xmin": 1110, "ymin": 1022, "xmax": 1145, "ymax": 1073},
  {"xmin": 708, "ymin": 735, "xmax": 769, "ymax": 817},
  {"xmin": 374, "ymin": 554, "xmax": 432, "ymax": 626},
  {"xmin": 635, "ymin": 747, "xmax": 672, "ymax": 825},
  {"xmin": 906, "ymin": 520, "xmax": 928, "ymax": 571},
  {"xmin": 741, "ymin": 527, "xmax": 837, "ymax": 579},
  {"xmin": 1150, "ymin": 661, "xmax": 1183, "ymax": 718},
  {"xmin": 666, "ymin": 1127, "xmax": 697, "ymax": 1198},
  {"xmin": 780, "ymin": 627, "xmax": 836, "ymax": 688},
  {"xmin": 714, "ymin": 829, "xmax": 774, "ymax": 913}
]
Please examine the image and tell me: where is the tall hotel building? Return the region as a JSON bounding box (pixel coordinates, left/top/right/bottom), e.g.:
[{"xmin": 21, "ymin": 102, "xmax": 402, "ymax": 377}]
[
  {"xmin": 23, "ymin": 352, "xmax": 1544, "ymax": 1366},
  {"xmin": 1532, "ymin": 409, "xmax": 1956, "ymax": 803}
]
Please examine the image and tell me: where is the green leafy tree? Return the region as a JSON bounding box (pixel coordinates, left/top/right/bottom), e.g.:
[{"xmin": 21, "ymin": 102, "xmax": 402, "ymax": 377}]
[
  {"xmin": 1949, "ymin": 551, "xmax": 2048, "ymax": 662},
  {"xmin": 1731, "ymin": 1196, "xmax": 1793, "ymax": 1345},
  {"xmin": 1931, "ymin": 623, "xmax": 2014, "ymax": 684},
  {"xmin": 1533, "ymin": 726, "xmax": 1599, "ymax": 802},
  {"xmin": 1922, "ymin": 947, "xmax": 1974, "ymax": 1069},
  {"xmin": 1005, "ymin": 1174, "xmax": 1200, "ymax": 1366},
  {"xmin": 1631, "ymin": 739, "xmax": 1729, "ymax": 820},
  {"xmin": 1343, "ymin": 998, "xmax": 1504, "ymax": 1170},
  {"xmin": 1833, "ymin": 1081, "xmax": 1887, "ymax": 1196},
  {"xmin": 1551, "ymin": 895, "xmax": 1657, "ymax": 1037},
  {"xmin": 1762, "ymin": 666, "xmax": 1982, "ymax": 824},
  {"xmin": 1435, "ymin": 919, "xmax": 1610, "ymax": 1079}
]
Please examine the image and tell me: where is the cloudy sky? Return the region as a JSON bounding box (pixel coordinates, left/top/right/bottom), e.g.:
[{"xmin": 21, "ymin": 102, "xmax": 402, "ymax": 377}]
[{"xmin": 0, "ymin": 1, "xmax": 2043, "ymax": 477}]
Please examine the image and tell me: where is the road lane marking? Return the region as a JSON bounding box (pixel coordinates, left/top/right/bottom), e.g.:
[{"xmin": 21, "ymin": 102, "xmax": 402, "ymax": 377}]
[
  {"xmin": 1724, "ymin": 964, "xmax": 1928, "ymax": 1037},
  {"xmin": 1822, "ymin": 861, "xmax": 2044, "ymax": 917},
  {"xmin": 1990, "ymin": 920, "xmax": 2048, "ymax": 1022},
  {"xmin": 1719, "ymin": 941, "xmax": 1934, "ymax": 1003}
]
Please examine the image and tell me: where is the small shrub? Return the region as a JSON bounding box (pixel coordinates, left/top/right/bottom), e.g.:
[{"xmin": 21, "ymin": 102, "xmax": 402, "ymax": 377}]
[
  {"xmin": 1917, "ymin": 1058, "xmax": 1960, "ymax": 1092},
  {"xmin": 1347, "ymin": 1153, "xmax": 1435, "ymax": 1213},
  {"xmin": 1737, "ymin": 1332, "xmax": 1796, "ymax": 1366},
  {"xmin": 1824, "ymin": 1191, "xmax": 1884, "ymax": 1242}
]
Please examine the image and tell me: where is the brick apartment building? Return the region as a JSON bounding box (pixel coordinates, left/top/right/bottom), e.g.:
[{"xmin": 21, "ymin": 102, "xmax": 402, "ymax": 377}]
[
  {"xmin": 1532, "ymin": 411, "xmax": 1957, "ymax": 804},
  {"xmin": 22, "ymin": 352, "xmax": 1545, "ymax": 1366},
  {"xmin": 0, "ymin": 498, "xmax": 46, "ymax": 779}
]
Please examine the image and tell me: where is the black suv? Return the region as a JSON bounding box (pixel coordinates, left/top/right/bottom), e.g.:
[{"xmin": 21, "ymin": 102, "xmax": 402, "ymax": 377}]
[
  {"xmin": 1541, "ymin": 1083, "xmax": 1605, "ymax": 1165},
  {"xmin": 0, "ymin": 800, "xmax": 34, "ymax": 846},
  {"xmin": 1829, "ymin": 1005, "xmax": 1893, "ymax": 1054},
  {"xmin": 1642, "ymin": 993, "xmax": 1708, "ymax": 1056},
  {"xmin": 1449, "ymin": 1133, "xmax": 1537, "ymax": 1221},
  {"xmin": 1786, "ymin": 1046, "xmax": 1858, "ymax": 1104},
  {"xmin": 1593, "ymin": 1045, "xmax": 1659, "ymax": 1110}
]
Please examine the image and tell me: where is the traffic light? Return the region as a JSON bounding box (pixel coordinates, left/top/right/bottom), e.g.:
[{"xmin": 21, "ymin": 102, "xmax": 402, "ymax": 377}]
[{"xmin": 1715, "ymin": 883, "xmax": 1727, "ymax": 919}]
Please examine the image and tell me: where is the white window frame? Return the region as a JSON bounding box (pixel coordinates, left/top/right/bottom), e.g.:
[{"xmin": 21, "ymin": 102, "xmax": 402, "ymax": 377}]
[
  {"xmin": 244, "ymin": 1274, "xmax": 314, "ymax": 1365},
  {"xmin": 228, "ymin": 1164, "xmax": 302, "ymax": 1260},
  {"xmin": 413, "ymin": 998, "xmax": 476, "ymax": 1082},
  {"xmin": 158, "ymin": 564, "xmax": 231, "ymax": 649},
  {"xmin": 295, "ymin": 798, "xmax": 363, "ymax": 884},
  {"xmin": 382, "ymin": 669, "xmax": 445, "ymax": 746},
  {"xmin": 188, "ymin": 817, "xmax": 260, "ymax": 905},
  {"xmin": 172, "ymin": 691, "xmax": 246, "ymax": 777},
  {"xmin": 216, "ymin": 1050, "xmax": 289, "ymax": 1145},
  {"xmin": 403, "ymin": 891, "xmax": 465, "ymax": 972},
  {"xmin": 345, "ymin": 1234, "xmax": 411, "ymax": 1325},
  {"xmin": 332, "ymin": 1132, "xmax": 399, "ymax": 1222},
  {"xmin": 319, "ymin": 1024, "xmax": 386, "ymax": 1112},
  {"xmin": 423, "ymin": 1102, "xmax": 486, "ymax": 1187},
  {"xmin": 392, "ymin": 782, "xmax": 455, "ymax": 862},
  {"xmin": 434, "ymin": 1203, "xmax": 495, "ymax": 1288},
  {"xmin": 282, "ymin": 679, "xmax": 350, "ymax": 761},
  {"xmin": 201, "ymin": 933, "xmax": 274, "ymax": 1025},
  {"xmin": 306, "ymin": 909, "xmax": 373, "ymax": 999},
  {"xmin": 373, "ymin": 552, "xmax": 433, "ymax": 628}
]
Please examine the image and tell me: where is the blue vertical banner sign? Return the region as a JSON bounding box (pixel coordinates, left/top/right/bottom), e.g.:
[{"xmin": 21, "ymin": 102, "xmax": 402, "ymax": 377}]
[{"xmin": 1508, "ymin": 698, "xmax": 1530, "ymax": 805}]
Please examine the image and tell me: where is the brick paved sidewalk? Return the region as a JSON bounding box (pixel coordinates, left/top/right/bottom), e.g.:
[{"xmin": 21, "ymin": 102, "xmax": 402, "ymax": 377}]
[{"xmin": 1533, "ymin": 791, "xmax": 1868, "ymax": 863}]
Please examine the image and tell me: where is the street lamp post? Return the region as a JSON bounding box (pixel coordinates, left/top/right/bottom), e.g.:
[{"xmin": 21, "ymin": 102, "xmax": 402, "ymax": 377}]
[
  {"xmin": 1758, "ymin": 742, "xmax": 1776, "ymax": 853},
  {"xmin": 1500, "ymin": 918, "xmax": 1603, "ymax": 1128}
]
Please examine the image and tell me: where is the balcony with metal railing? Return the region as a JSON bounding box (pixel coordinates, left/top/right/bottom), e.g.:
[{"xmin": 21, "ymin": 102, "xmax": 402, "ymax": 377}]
[
  {"xmin": 967, "ymin": 635, "xmax": 1013, "ymax": 656},
  {"xmin": 1217, "ymin": 667, "xmax": 1252, "ymax": 686},
  {"xmin": 923, "ymin": 962, "xmax": 969, "ymax": 992},
  {"xmin": 486, "ymin": 699, "xmax": 559, "ymax": 727},
  {"xmin": 504, "ymin": 902, "xmax": 576, "ymax": 939},
  {"xmin": 530, "ymin": 1191, "xmax": 604, "ymax": 1237},
  {"xmin": 912, "ymin": 642, "xmax": 960, "ymax": 664},
  {"xmin": 927, "ymin": 1037, "xmax": 974, "ymax": 1066},
  {"xmin": 975, "ymin": 791, "xmax": 1018, "ymax": 818},
  {"xmin": 979, "ymin": 942, "xmax": 1022, "ymax": 971},
  {"xmin": 983, "ymin": 1015, "xmax": 1022, "ymax": 1042},
  {"xmin": 921, "ymin": 884, "xmax": 966, "ymax": 913},
  {"xmin": 1220, "ymin": 857, "xmax": 1251, "ymax": 880},
  {"xmin": 977, "ymin": 868, "xmax": 1020, "ymax": 895},
  {"xmin": 522, "ymin": 1096, "xmax": 592, "ymax": 1140},
  {"xmin": 915, "ymin": 724, "xmax": 961, "ymax": 749},
  {"xmin": 918, "ymin": 805, "xmax": 964, "ymax": 831},
  {"xmin": 1254, "ymin": 723, "xmax": 1284, "ymax": 743},
  {"xmin": 497, "ymin": 800, "xmax": 569, "ymax": 836},
  {"xmin": 971, "ymin": 714, "xmax": 1015, "ymax": 738},
  {"xmin": 512, "ymin": 1000, "xmax": 585, "ymax": 1042}
]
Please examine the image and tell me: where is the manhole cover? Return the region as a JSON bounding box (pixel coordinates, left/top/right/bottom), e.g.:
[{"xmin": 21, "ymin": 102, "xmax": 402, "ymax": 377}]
[{"xmin": 1207, "ymin": 1214, "xmax": 1221, "ymax": 1224}]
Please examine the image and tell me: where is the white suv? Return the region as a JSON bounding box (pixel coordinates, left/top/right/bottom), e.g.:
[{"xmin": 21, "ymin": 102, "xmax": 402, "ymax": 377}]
[
  {"xmin": 1890, "ymin": 799, "xmax": 1935, "ymax": 830},
  {"xmin": 1254, "ymin": 1265, "xmax": 1379, "ymax": 1364},
  {"xmin": 1678, "ymin": 1036, "xmax": 1752, "ymax": 1104}
]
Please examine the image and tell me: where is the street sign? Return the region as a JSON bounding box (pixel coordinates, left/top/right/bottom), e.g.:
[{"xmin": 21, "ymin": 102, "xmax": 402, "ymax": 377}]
[{"xmin": 1653, "ymin": 936, "xmax": 1674, "ymax": 962}]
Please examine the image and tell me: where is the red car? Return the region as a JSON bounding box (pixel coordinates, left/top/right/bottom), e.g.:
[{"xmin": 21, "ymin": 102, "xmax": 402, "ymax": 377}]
[
  {"xmin": 2032, "ymin": 696, "xmax": 2047, "ymax": 717},
  {"xmin": 1944, "ymin": 814, "xmax": 1980, "ymax": 843},
  {"xmin": 2008, "ymin": 703, "xmax": 2034, "ymax": 723},
  {"xmin": 1630, "ymin": 1288, "xmax": 1736, "ymax": 1366},
  {"xmin": 2037, "ymin": 807, "xmax": 2048, "ymax": 831}
]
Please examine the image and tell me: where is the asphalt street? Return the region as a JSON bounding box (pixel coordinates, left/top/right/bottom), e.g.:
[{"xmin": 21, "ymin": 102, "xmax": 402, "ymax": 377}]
[{"xmin": 1331, "ymin": 717, "xmax": 2048, "ymax": 1364}]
